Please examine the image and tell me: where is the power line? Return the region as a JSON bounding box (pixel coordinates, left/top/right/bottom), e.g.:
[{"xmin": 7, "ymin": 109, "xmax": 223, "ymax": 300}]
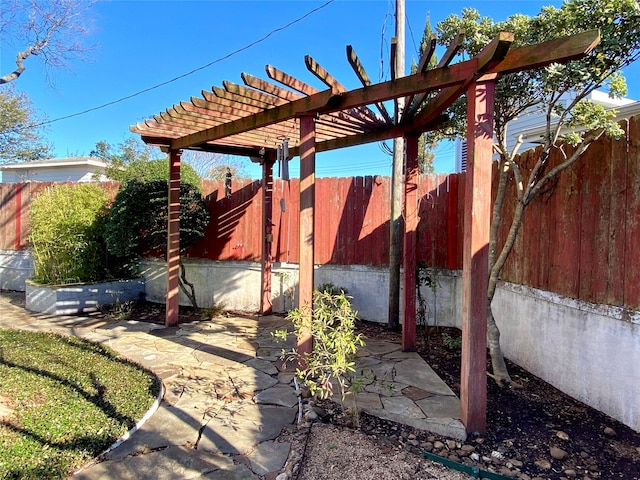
[{"xmin": 23, "ymin": 0, "xmax": 335, "ymax": 131}]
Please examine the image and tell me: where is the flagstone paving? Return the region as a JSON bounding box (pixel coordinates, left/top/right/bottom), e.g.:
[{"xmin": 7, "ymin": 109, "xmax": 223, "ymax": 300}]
[{"xmin": 0, "ymin": 293, "xmax": 466, "ymax": 479}]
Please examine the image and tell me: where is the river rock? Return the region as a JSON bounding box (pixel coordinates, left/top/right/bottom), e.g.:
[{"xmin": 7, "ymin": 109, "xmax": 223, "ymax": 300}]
[
  {"xmin": 534, "ymin": 459, "xmax": 552, "ymax": 470},
  {"xmin": 550, "ymin": 446, "xmax": 569, "ymax": 460}
]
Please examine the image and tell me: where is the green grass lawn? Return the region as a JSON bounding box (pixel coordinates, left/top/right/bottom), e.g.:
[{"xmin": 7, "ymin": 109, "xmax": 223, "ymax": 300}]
[{"xmin": 0, "ymin": 329, "xmax": 160, "ymax": 479}]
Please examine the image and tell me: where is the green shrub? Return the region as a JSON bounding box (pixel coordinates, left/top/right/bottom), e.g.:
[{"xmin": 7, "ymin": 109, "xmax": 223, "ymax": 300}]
[
  {"xmin": 29, "ymin": 184, "xmax": 121, "ymax": 285},
  {"xmin": 274, "ymin": 290, "xmax": 364, "ymax": 401},
  {"xmin": 104, "ymin": 180, "xmax": 209, "ymax": 263}
]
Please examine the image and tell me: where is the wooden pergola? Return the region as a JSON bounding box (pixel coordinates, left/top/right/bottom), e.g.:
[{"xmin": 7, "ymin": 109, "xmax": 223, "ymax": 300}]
[{"xmin": 131, "ymin": 29, "xmax": 599, "ymax": 432}]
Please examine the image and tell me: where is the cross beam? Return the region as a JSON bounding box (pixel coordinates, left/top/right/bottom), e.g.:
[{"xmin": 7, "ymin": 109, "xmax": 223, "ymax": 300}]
[{"xmin": 169, "ymin": 30, "xmax": 599, "ymax": 152}]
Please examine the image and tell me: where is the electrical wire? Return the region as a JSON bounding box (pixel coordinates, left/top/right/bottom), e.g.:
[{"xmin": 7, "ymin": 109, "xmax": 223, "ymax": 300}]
[{"xmin": 21, "ymin": 0, "xmax": 335, "ymax": 131}]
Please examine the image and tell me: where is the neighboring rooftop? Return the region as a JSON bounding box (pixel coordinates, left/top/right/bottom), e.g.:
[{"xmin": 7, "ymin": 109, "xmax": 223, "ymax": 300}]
[{"xmin": 0, "ymin": 157, "xmax": 108, "ymax": 183}]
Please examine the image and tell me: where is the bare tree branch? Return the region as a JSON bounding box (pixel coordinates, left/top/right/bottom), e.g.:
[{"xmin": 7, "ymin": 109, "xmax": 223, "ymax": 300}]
[{"xmin": 0, "ymin": 0, "xmax": 95, "ymax": 85}]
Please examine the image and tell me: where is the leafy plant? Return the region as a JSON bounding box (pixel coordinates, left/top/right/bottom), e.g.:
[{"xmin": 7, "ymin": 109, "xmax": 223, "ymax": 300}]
[
  {"xmin": 273, "ymin": 289, "xmax": 364, "ymax": 406},
  {"xmin": 104, "ymin": 179, "xmax": 209, "ymax": 309},
  {"xmin": 316, "ymin": 282, "xmax": 349, "ymax": 296},
  {"xmin": 29, "ymin": 184, "xmax": 127, "ymax": 285},
  {"xmin": 442, "ymin": 332, "xmax": 463, "ymax": 351},
  {"xmin": 93, "ymin": 137, "xmax": 202, "ymax": 189},
  {"xmin": 200, "ymin": 304, "xmax": 225, "ymax": 319}
]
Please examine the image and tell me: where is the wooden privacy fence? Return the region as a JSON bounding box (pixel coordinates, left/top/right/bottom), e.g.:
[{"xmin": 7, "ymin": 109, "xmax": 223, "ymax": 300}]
[
  {"xmin": 1, "ymin": 116, "xmax": 638, "ymax": 309},
  {"xmin": 190, "ymin": 174, "xmax": 462, "ymax": 270}
]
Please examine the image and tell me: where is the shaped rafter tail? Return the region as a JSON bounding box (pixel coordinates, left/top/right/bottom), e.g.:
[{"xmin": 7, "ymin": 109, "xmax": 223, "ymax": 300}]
[
  {"xmin": 223, "ymin": 80, "xmax": 285, "ymax": 107},
  {"xmin": 346, "ymin": 45, "xmax": 393, "ymax": 124},
  {"xmin": 403, "ymin": 34, "xmax": 438, "ymax": 121},
  {"xmin": 241, "ymin": 73, "xmax": 303, "ymax": 102},
  {"xmin": 265, "ymin": 64, "xmax": 319, "ymax": 96}
]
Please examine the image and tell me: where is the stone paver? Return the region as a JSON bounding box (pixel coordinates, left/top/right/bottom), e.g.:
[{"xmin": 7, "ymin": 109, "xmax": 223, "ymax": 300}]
[
  {"xmin": 246, "ymin": 441, "xmax": 292, "ymax": 476},
  {"xmin": 0, "ymin": 293, "xmax": 467, "ymax": 480}
]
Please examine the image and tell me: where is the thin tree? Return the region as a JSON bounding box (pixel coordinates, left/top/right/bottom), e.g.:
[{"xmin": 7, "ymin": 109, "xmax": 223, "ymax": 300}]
[
  {"xmin": 0, "ymin": 0, "xmax": 95, "ymax": 84},
  {"xmin": 434, "ymin": 0, "xmax": 640, "ymax": 385}
]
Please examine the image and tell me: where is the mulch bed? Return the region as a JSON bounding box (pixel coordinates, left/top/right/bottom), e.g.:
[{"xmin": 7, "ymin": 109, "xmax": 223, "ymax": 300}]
[{"xmin": 352, "ymin": 321, "xmax": 640, "ymax": 480}]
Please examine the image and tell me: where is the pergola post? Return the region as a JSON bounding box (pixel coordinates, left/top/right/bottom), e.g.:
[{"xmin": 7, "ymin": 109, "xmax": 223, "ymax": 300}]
[
  {"xmin": 460, "ymin": 79, "xmax": 495, "ymax": 433},
  {"xmin": 402, "ymin": 133, "xmax": 419, "ymax": 351},
  {"xmin": 260, "ymin": 160, "xmax": 275, "ymax": 315},
  {"xmin": 297, "ymin": 115, "xmax": 316, "ymax": 360},
  {"xmin": 166, "ymin": 149, "xmax": 182, "ymax": 327}
]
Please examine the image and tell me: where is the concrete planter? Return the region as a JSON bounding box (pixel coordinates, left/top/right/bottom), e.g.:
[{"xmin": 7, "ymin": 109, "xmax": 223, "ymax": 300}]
[{"xmin": 25, "ymin": 278, "xmax": 145, "ymax": 315}]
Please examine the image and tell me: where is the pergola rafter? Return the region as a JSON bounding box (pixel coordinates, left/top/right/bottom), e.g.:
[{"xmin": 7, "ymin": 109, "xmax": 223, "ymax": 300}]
[{"xmin": 130, "ymin": 28, "xmax": 600, "ymax": 433}]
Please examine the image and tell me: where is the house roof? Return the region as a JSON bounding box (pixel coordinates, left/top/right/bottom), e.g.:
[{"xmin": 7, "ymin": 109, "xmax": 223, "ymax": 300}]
[{"xmin": 0, "ymin": 157, "xmax": 108, "ymax": 171}]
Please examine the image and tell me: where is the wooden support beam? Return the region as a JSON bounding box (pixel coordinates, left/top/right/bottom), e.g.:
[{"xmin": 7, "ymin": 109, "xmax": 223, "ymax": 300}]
[
  {"xmin": 402, "ymin": 134, "xmax": 419, "ymax": 351},
  {"xmin": 460, "ymin": 79, "xmax": 495, "ymax": 434},
  {"xmin": 260, "ymin": 160, "xmax": 275, "ymax": 315},
  {"xmin": 297, "ymin": 115, "xmax": 316, "ymax": 365},
  {"xmin": 416, "ymin": 34, "xmax": 437, "ymax": 73},
  {"xmin": 402, "ymin": 34, "xmax": 437, "ymax": 121},
  {"xmin": 223, "ymin": 80, "xmax": 284, "ymax": 106},
  {"xmin": 242, "ymin": 73, "xmax": 303, "ymax": 101},
  {"xmin": 346, "ymin": 45, "xmax": 393, "ymax": 124},
  {"xmin": 167, "ymin": 29, "xmax": 599, "ymax": 151},
  {"xmin": 412, "ymin": 31, "xmax": 514, "ymax": 130},
  {"xmin": 166, "ymin": 149, "xmax": 182, "ymax": 327}
]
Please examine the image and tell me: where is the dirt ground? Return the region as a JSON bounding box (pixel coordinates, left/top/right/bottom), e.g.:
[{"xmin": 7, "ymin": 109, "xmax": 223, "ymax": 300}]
[{"xmin": 5, "ymin": 293, "xmax": 640, "ymax": 479}]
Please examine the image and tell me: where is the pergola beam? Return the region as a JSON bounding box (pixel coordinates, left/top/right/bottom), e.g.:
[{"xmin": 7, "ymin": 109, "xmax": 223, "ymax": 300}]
[{"xmin": 168, "ymin": 29, "xmax": 599, "ymax": 151}]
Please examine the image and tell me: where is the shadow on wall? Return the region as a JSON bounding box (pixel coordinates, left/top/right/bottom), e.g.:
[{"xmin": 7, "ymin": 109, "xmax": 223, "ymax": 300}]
[{"xmin": 188, "ymin": 179, "xmax": 262, "ymax": 262}]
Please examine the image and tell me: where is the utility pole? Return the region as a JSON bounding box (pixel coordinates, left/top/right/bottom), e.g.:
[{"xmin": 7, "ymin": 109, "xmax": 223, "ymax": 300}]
[{"xmin": 388, "ymin": 0, "xmax": 405, "ymax": 330}]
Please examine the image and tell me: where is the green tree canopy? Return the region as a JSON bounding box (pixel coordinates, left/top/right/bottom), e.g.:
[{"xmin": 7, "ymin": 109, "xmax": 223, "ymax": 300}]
[
  {"xmin": 0, "ymin": 86, "xmax": 51, "ymax": 163},
  {"xmin": 92, "ymin": 137, "xmax": 202, "ymax": 188},
  {"xmin": 432, "ymin": 0, "xmax": 640, "ymax": 387}
]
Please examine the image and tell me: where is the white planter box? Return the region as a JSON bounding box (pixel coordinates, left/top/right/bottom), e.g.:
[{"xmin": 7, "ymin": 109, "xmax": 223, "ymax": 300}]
[{"xmin": 25, "ymin": 278, "xmax": 145, "ymax": 315}]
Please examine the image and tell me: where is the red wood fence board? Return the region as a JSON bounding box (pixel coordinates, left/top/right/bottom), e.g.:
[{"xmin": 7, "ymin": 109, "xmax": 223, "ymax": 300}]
[
  {"xmin": 606, "ymin": 121, "xmax": 628, "ymax": 306},
  {"xmin": 624, "ymin": 117, "xmax": 640, "ymax": 310}
]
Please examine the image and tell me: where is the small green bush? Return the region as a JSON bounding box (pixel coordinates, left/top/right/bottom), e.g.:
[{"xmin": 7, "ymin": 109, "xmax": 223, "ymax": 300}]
[
  {"xmin": 29, "ymin": 184, "xmax": 123, "ymax": 285},
  {"xmin": 274, "ymin": 290, "xmax": 364, "ymax": 401}
]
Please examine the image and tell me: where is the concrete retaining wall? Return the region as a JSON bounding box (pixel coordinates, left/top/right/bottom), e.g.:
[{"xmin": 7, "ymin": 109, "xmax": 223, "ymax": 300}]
[
  {"xmin": 492, "ymin": 282, "xmax": 640, "ymax": 433},
  {"xmin": 0, "ymin": 250, "xmax": 33, "ymax": 291},
  {"xmin": 25, "ymin": 278, "xmax": 145, "ymax": 315}
]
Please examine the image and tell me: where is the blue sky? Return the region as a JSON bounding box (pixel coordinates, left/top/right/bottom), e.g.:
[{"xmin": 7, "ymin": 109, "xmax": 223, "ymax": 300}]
[{"xmin": 2, "ymin": 0, "xmax": 639, "ymax": 179}]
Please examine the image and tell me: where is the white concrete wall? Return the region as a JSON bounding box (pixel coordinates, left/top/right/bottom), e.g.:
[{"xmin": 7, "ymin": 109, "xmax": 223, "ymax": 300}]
[
  {"xmin": 0, "ymin": 250, "xmax": 34, "ymax": 291},
  {"xmin": 492, "ymin": 282, "xmax": 640, "ymax": 433},
  {"xmin": 140, "ymin": 259, "xmax": 459, "ymax": 326}
]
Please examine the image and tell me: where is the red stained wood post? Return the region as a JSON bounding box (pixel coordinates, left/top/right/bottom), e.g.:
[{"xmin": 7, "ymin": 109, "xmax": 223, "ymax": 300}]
[
  {"xmin": 260, "ymin": 160, "xmax": 275, "ymax": 314},
  {"xmin": 460, "ymin": 79, "xmax": 495, "ymax": 433},
  {"xmin": 402, "ymin": 134, "xmax": 419, "ymax": 351},
  {"xmin": 298, "ymin": 115, "xmax": 316, "ymax": 361},
  {"xmin": 14, "ymin": 183, "xmax": 22, "ymax": 250},
  {"xmin": 166, "ymin": 149, "xmax": 182, "ymax": 327}
]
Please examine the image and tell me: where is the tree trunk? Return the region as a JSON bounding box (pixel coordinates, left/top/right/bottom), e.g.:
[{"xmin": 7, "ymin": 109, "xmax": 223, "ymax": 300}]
[
  {"xmin": 486, "ymin": 303, "xmax": 510, "ymax": 386},
  {"xmin": 486, "ymin": 195, "xmax": 526, "ymax": 386},
  {"xmin": 178, "ymin": 260, "xmax": 199, "ymax": 312}
]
